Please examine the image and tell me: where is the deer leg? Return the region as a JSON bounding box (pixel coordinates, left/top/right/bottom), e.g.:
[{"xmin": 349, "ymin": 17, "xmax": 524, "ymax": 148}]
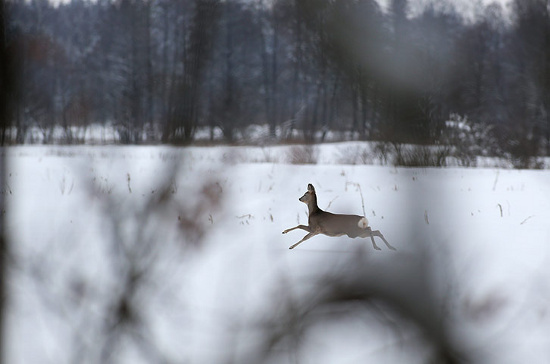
[
  {"xmin": 282, "ymin": 225, "xmax": 311, "ymax": 234},
  {"xmin": 359, "ymin": 227, "xmax": 381, "ymax": 250},
  {"xmin": 369, "ymin": 235, "xmax": 382, "ymax": 250},
  {"xmin": 289, "ymin": 232, "xmax": 317, "ymax": 249},
  {"xmin": 372, "ymin": 230, "xmax": 396, "ymax": 251}
]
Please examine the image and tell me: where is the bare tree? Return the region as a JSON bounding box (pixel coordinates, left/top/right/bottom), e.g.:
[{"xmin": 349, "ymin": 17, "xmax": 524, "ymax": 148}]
[{"xmin": 164, "ymin": 0, "xmax": 221, "ymax": 144}]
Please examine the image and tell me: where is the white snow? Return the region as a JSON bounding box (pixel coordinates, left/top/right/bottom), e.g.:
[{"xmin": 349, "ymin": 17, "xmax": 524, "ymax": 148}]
[{"xmin": 4, "ymin": 142, "xmax": 550, "ymax": 363}]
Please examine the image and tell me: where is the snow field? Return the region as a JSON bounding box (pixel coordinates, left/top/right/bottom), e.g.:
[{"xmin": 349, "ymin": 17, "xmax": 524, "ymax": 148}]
[{"xmin": 4, "ymin": 143, "xmax": 550, "ymax": 363}]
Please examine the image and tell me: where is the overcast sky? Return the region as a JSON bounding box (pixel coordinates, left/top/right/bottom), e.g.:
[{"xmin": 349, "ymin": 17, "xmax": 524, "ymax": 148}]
[{"xmin": 377, "ymin": 0, "xmax": 513, "ymax": 20}]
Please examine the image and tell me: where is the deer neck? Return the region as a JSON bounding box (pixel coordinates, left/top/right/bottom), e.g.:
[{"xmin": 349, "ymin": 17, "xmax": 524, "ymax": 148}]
[{"xmin": 307, "ymin": 194, "xmax": 320, "ymax": 215}]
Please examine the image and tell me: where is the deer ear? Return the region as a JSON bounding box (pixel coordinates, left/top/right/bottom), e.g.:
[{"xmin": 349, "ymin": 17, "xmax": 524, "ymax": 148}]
[{"xmin": 307, "ymin": 184, "xmax": 315, "ymax": 192}]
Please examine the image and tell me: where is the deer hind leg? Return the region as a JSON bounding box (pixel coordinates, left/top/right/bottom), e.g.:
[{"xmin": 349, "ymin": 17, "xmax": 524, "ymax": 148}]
[
  {"xmin": 371, "ymin": 229, "xmax": 397, "ymax": 251},
  {"xmin": 359, "ymin": 227, "xmax": 381, "ymax": 250},
  {"xmin": 368, "ymin": 235, "xmax": 382, "ymax": 250},
  {"xmin": 289, "ymin": 232, "xmax": 317, "ymax": 249},
  {"xmin": 282, "ymin": 225, "xmax": 311, "ymax": 234}
]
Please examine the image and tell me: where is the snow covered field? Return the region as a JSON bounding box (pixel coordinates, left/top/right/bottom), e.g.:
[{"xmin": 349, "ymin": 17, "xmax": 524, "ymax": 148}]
[{"xmin": 4, "ymin": 142, "xmax": 550, "ymax": 363}]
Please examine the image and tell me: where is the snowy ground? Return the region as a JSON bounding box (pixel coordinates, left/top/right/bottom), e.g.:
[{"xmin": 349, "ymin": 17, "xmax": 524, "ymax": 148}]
[{"xmin": 4, "ymin": 143, "xmax": 550, "ymax": 363}]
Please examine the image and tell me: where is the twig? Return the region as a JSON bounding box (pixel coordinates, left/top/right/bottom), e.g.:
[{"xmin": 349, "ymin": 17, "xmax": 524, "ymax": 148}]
[
  {"xmin": 345, "ymin": 181, "xmax": 366, "ymax": 217},
  {"xmin": 492, "ymin": 170, "xmax": 499, "ymax": 191},
  {"xmin": 326, "ymin": 196, "xmax": 338, "ymax": 210},
  {"xmin": 127, "ymin": 173, "xmax": 132, "ymax": 193},
  {"xmin": 236, "ymin": 214, "xmax": 253, "ymax": 219},
  {"xmin": 497, "ymin": 203, "xmax": 503, "ymax": 217},
  {"xmin": 520, "ymin": 215, "xmax": 533, "ymax": 225}
]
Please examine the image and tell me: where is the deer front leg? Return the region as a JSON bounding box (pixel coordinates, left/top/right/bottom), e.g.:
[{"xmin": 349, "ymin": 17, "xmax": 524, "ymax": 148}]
[
  {"xmin": 372, "ymin": 230, "xmax": 396, "ymax": 251},
  {"xmin": 289, "ymin": 232, "xmax": 317, "ymax": 249},
  {"xmin": 282, "ymin": 225, "xmax": 311, "ymax": 234}
]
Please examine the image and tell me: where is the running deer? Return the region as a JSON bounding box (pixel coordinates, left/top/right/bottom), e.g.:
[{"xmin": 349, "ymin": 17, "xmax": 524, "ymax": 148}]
[{"xmin": 282, "ymin": 184, "xmax": 396, "ymax": 250}]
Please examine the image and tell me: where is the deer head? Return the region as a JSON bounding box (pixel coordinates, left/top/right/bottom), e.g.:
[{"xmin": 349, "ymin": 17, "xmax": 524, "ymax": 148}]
[{"xmin": 299, "ymin": 183, "xmax": 316, "ymax": 203}]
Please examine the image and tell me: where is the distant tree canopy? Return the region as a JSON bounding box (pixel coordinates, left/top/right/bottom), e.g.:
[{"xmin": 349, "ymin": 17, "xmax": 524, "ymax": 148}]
[{"xmin": 4, "ymin": 0, "xmax": 550, "ymax": 155}]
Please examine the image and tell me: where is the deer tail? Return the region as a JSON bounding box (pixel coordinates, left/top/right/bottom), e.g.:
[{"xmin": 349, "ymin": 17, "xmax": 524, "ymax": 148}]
[{"xmin": 358, "ymin": 217, "xmax": 369, "ymax": 229}]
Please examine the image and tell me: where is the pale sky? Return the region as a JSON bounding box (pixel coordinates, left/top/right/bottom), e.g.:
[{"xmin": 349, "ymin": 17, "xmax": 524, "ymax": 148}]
[
  {"xmin": 50, "ymin": 0, "xmax": 513, "ymax": 13},
  {"xmin": 376, "ymin": 0, "xmax": 514, "ymax": 20},
  {"xmin": 49, "ymin": 0, "xmax": 516, "ymax": 23}
]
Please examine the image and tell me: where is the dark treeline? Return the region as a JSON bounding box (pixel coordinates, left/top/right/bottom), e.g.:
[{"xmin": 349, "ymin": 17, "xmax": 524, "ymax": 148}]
[{"xmin": 3, "ymin": 0, "xmax": 550, "ymax": 155}]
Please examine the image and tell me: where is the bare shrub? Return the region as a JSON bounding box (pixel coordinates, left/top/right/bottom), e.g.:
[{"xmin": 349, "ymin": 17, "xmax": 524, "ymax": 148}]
[
  {"xmin": 373, "ymin": 142, "xmax": 393, "ymax": 165},
  {"xmin": 393, "ymin": 143, "xmax": 451, "ymax": 167},
  {"xmin": 506, "ymin": 131, "xmax": 545, "ymax": 169},
  {"xmin": 508, "ymin": 153, "xmax": 545, "ymax": 170},
  {"xmin": 287, "ymin": 145, "xmax": 318, "ymax": 164},
  {"xmin": 258, "ymin": 147, "xmax": 280, "ymax": 163},
  {"xmin": 336, "ymin": 145, "xmax": 373, "ymax": 165},
  {"xmin": 441, "ymin": 114, "xmax": 498, "ymax": 167}
]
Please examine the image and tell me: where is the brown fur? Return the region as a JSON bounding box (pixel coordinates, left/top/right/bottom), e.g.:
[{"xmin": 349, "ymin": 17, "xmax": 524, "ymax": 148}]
[{"xmin": 283, "ymin": 184, "xmax": 396, "ymax": 250}]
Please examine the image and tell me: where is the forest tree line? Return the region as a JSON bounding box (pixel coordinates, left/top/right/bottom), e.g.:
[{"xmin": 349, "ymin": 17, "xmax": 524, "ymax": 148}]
[{"xmin": 3, "ymin": 0, "xmax": 550, "ymax": 159}]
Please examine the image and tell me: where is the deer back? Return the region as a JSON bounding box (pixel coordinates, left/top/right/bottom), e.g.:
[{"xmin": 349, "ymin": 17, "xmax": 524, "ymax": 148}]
[{"xmin": 309, "ymin": 211, "xmax": 367, "ymax": 238}]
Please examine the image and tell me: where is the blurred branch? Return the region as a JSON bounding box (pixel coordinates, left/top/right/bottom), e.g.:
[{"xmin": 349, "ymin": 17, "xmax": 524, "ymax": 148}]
[
  {"xmin": 249, "ymin": 249, "xmax": 468, "ymax": 364},
  {"xmin": 6, "ymin": 154, "xmax": 226, "ymax": 363},
  {"xmin": 1, "ymin": 0, "xmax": 10, "ymax": 361}
]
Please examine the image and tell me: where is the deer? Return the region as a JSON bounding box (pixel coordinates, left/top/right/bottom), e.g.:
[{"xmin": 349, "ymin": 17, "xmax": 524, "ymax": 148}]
[{"xmin": 282, "ymin": 184, "xmax": 396, "ymax": 251}]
